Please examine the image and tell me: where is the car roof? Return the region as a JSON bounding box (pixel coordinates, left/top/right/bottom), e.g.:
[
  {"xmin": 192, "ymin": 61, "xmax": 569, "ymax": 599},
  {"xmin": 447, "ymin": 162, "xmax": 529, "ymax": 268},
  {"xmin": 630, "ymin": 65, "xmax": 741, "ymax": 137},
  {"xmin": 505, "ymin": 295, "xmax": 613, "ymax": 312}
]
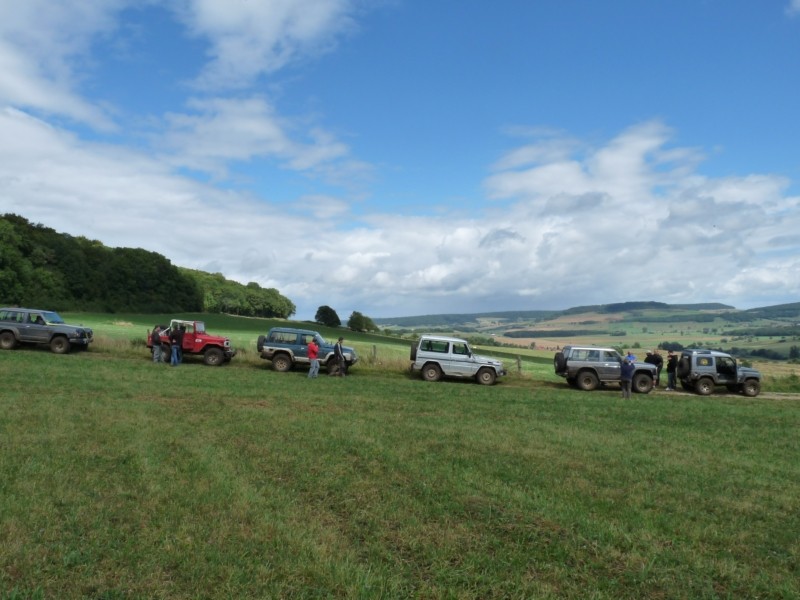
[
  {"xmin": 271, "ymin": 327, "xmax": 320, "ymax": 335},
  {"xmin": 419, "ymin": 334, "xmax": 468, "ymax": 343}
]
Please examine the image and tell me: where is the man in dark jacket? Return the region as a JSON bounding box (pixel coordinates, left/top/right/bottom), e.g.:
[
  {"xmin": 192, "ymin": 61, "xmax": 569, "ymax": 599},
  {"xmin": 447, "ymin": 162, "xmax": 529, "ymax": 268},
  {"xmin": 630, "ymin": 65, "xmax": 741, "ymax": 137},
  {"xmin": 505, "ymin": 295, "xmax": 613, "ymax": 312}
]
[
  {"xmin": 620, "ymin": 359, "xmax": 636, "ymax": 399},
  {"xmin": 665, "ymin": 351, "xmax": 678, "ymax": 390}
]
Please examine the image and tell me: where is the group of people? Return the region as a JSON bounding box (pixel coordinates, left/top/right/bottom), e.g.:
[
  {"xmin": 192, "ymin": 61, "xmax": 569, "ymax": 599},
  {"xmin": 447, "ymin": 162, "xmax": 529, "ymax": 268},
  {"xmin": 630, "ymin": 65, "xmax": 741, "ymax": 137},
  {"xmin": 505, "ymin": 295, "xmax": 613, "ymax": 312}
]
[
  {"xmin": 151, "ymin": 324, "xmax": 185, "ymax": 366},
  {"xmin": 619, "ymin": 348, "xmax": 679, "ymax": 398},
  {"xmin": 306, "ymin": 336, "xmax": 347, "ymax": 378}
]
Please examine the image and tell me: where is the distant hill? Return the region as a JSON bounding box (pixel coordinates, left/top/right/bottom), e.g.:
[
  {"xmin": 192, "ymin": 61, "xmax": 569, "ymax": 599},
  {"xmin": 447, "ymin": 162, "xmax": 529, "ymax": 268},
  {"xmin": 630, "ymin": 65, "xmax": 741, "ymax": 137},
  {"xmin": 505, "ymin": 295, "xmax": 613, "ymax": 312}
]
[
  {"xmin": 373, "ymin": 310, "xmax": 558, "ymax": 328},
  {"xmin": 374, "ymin": 302, "xmax": 739, "ymax": 328}
]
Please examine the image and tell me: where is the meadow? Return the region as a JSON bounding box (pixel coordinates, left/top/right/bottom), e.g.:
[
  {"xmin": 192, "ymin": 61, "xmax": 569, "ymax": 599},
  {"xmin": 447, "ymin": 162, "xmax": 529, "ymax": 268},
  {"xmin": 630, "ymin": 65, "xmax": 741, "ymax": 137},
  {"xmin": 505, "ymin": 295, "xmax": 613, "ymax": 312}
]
[{"xmin": 1, "ymin": 314, "xmax": 799, "ymax": 599}]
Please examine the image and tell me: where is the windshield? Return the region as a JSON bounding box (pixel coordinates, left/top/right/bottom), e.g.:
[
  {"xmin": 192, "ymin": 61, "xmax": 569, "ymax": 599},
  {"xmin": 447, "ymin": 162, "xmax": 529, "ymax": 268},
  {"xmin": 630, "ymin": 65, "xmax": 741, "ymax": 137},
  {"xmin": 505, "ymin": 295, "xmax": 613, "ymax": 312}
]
[
  {"xmin": 195, "ymin": 322, "xmax": 205, "ymax": 333},
  {"xmin": 315, "ymin": 335, "xmax": 327, "ymax": 345},
  {"xmin": 42, "ymin": 311, "xmax": 64, "ymax": 324}
]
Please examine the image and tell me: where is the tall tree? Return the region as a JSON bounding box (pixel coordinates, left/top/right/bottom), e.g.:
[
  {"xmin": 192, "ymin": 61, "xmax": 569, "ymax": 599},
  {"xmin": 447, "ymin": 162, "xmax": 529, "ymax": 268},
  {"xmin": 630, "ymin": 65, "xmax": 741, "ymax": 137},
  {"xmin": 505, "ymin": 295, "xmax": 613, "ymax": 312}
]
[{"xmin": 315, "ymin": 305, "xmax": 341, "ymax": 327}]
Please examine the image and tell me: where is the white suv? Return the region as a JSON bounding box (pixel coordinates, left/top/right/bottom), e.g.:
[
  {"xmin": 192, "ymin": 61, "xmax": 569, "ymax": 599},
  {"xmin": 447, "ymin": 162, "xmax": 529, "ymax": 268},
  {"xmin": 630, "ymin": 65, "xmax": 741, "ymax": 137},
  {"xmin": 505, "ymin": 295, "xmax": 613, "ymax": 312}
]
[{"xmin": 410, "ymin": 334, "xmax": 506, "ymax": 385}]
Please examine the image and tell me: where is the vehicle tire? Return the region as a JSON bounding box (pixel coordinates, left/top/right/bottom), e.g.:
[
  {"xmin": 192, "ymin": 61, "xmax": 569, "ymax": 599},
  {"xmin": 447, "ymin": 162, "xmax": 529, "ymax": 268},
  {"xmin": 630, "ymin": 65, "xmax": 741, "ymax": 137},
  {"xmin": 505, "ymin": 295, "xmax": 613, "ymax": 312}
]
[
  {"xmin": 204, "ymin": 347, "xmax": 224, "ymax": 366},
  {"xmin": 476, "ymin": 368, "xmax": 496, "ymax": 386},
  {"xmin": 0, "ymin": 331, "xmax": 17, "ymax": 350},
  {"xmin": 272, "ymin": 353, "xmax": 293, "ymax": 372},
  {"xmin": 161, "ymin": 344, "xmax": 170, "ymax": 362},
  {"xmin": 576, "ymin": 370, "xmax": 599, "ymax": 391},
  {"xmin": 677, "ymin": 356, "xmax": 690, "ymax": 378},
  {"xmin": 49, "ymin": 336, "xmax": 71, "ymax": 354},
  {"xmin": 742, "ymin": 380, "xmax": 761, "ymax": 397},
  {"xmin": 695, "ymin": 378, "xmax": 714, "ymax": 396},
  {"xmin": 632, "ymin": 373, "xmax": 654, "ymax": 394},
  {"xmin": 422, "ymin": 363, "xmax": 442, "ymax": 382},
  {"xmin": 553, "ymin": 352, "xmax": 566, "ymax": 373},
  {"xmin": 410, "ymin": 344, "xmax": 417, "ymax": 361},
  {"xmin": 256, "ymin": 335, "xmax": 266, "ymax": 353}
]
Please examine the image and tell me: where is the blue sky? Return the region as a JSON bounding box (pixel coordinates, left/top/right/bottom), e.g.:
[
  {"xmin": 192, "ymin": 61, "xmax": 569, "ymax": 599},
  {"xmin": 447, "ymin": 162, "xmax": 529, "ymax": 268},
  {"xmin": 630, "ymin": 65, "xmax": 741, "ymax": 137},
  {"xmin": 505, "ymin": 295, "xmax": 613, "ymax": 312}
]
[{"xmin": 2, "ymin": 0, "xmax": 800, "ymax": 319}]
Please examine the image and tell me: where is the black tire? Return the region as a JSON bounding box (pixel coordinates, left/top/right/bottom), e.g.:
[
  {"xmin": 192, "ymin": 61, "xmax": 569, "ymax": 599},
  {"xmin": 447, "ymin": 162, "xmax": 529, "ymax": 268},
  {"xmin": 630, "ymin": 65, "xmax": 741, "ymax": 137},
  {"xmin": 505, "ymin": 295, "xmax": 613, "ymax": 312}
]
[
  {"xmin": 576, "ymin": 370, "xmax": 599, "ymax": 391},
  {"xmin": 742, "ymin": 379, "xmax": 761, "ymax": 397},
  {"xmin": 476, "ymin": 368, "xmax": 496, "ymax": 386},
  {"xmin": 554, "ymin": 352, "xmax": 566, "ymax": 373},
  {"xmin": 695, "ymin": 378, "xmax": 714, "ymax": 396},
  {"xmin": 50, "ymin": 336, "xmax": 70, "ymax": 354},
  {"xmin": 272, "ymin": 353, "xmax": 293, "ymax": 372},
  {"xmin": 632, "ymin": 373, "xmax": 654, "ymax": 394},
  {"xmin": 677, "ymin": 356, "xmax": 690, "ymax": 378},
  {"xmin": 161, "ymin": 344, "xmax": 170, "ymax": 362},
  {"xmin": 204, "ymin": 347, "xmax": 224, "ymax": 366},
  {"xmin": 256, "ymin": 335, "xmax": 266, "ymax": 353},
  {"xmin": 0, "ymin": 331, "xmax": 17, "ymax": 350},
  {"xmin": 422, "ymin": 363, "xmax": 442, "ymax": 382}
]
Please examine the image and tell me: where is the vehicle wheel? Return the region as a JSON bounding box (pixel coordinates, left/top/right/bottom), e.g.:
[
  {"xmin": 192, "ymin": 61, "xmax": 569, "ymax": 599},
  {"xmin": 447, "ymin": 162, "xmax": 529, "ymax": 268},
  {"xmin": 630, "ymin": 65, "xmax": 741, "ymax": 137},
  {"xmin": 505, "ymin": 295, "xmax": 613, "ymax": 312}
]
[
  {"xmin": 204, "ymin": 347, "xmax": 224, "ymax": 366},
  {"xmin": 476, "ymin": 368, "xmax": 496, "ymax": 385},
  {"xmin": 576, "ymin": 370, "xmax": 599, "ymax": 391},
  {"xmin": 553, "ymin": 352, "xmax": 566, "ymax": 373},
  {"xmin": 161, "ymin": 344, "xmax": 170, "ymax": 362},
  {"xmin": 0, "ymin": 331, "xmax": 17, "ymax": 350},
  {"xmin": 742, "ymin": 380, "xmax": 761, "ymax": 397},
  {"xmin": 272, "ymin": 353, "xmax": 293, "ymax": 372},
  {"xmin": 256, "ymin": 335, "xmax": 265, "ymax": 353},
  {"xmin": 422, "ymin": 363, "xmax": 442, "ymax": 382},
  {"xmin": 695, "ymin": 378, "xmax": 714, "ymax": 396},
  {"xmin": 632, "ymin": 373, "xmax": 654, "ymax": 394},
  {"xmin": 50, "ymin": 336, "xmax": 70, "ymax": 354}
]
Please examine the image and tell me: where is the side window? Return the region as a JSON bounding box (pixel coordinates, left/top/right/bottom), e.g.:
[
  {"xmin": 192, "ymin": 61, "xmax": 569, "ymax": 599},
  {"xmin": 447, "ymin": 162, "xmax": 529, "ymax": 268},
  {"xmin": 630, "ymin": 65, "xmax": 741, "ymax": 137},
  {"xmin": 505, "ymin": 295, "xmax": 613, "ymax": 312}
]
[
  {"xmin": 0, "ymin": 310, "xmax": 11, "ymax": 321},
  {"xmin": 697, "ymin": 356, "xmax": 713, "ymax": 367},
  {"xmin": 425, "ymin": 340, "xmax": 449, "ymax": 353},
  {"xmin": 452, "ymin": 343, "xmax": 469, "ymax": 355},
  {"xmin": 603, "ymin": 351, "xmax": 619, "ymax": 362},
  {"xmin": 269, "ymin": 331, "xmax": 298, "ymax": 344},
  {"xmin": 301, "ymin": 334, "xmax": 315, "ymax": 345}
]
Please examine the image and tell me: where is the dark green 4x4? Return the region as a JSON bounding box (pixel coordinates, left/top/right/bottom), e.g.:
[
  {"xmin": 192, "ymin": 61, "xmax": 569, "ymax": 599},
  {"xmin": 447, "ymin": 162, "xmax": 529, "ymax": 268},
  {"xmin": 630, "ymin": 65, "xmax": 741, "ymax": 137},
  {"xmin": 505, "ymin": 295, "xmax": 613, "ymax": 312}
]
[{"xmin": 677, "ymin": 349, "xmax": 761, "ymax": 396}]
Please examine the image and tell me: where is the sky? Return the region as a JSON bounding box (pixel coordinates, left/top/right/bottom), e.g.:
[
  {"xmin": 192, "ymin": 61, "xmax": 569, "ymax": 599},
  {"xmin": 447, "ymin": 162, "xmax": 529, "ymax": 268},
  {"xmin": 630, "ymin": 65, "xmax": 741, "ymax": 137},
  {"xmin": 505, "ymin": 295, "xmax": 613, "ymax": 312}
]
[{"xmin": 1, "ymin": 0, "xmax": 800, "ymax": 320}]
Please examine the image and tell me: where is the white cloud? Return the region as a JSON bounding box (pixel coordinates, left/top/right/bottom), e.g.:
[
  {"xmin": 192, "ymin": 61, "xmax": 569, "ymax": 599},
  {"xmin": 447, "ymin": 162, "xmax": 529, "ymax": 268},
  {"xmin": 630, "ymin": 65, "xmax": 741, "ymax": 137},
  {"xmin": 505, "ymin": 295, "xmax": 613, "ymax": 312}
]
[
  {"xmin": 173, "ymin": 0, "xmax": 359, "ymax": 90},
  {"xmin": 788, "ymin": 0, "xmax": 800, "ymax": 16}
]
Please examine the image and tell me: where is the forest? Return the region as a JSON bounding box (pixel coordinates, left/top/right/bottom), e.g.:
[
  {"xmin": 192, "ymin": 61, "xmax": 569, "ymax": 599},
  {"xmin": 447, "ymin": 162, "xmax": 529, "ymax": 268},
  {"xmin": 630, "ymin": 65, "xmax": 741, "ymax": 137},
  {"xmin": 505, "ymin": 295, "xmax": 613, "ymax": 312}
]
[{"xmin": 0, "ymin": 214, "xmax": 295, "ymax": 318}]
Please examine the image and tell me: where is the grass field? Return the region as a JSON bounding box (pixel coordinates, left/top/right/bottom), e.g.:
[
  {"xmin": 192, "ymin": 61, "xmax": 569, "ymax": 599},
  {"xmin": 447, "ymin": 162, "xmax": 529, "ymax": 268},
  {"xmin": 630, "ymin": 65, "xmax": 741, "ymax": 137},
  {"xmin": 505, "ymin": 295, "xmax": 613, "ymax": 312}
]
[{"xmin": 1, "ymin": 315, "xmax": 799, "ymax": 598}]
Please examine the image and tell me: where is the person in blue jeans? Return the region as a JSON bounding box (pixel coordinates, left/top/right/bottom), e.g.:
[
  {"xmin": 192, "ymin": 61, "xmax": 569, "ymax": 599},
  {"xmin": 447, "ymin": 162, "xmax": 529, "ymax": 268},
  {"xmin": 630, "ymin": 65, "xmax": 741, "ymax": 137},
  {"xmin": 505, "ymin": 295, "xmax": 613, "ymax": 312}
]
[{"xmin": 169, "ymin": 326, "xmax": 184, "ymax": 366}]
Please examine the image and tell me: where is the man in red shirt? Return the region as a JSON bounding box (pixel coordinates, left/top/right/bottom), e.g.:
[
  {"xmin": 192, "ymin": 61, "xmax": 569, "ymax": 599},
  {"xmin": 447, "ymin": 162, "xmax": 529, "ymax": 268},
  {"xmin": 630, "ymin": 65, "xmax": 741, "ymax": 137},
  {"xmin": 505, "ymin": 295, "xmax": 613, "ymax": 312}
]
[{"xmin": 307, "ymin": 337, "xmax": 320, "ymax": 378}]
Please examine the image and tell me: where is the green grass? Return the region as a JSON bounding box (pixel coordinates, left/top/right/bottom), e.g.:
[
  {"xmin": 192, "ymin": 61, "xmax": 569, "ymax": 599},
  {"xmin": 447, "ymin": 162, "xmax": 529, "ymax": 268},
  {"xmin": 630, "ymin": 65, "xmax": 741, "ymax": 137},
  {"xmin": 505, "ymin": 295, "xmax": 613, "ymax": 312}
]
[{"xmin": 2, "ymin": 332, "xmax": 799, "ymax": 599}]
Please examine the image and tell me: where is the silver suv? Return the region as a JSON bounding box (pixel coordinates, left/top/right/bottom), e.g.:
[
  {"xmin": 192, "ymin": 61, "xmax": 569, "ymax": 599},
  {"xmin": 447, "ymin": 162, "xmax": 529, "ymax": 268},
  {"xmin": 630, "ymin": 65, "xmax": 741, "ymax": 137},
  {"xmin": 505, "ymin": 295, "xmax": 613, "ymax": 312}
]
[
  {"xmin": 676, "ymin": 349, "xmax": 761, "ymax": 396},
  {"xmin": 553, "ymin": 346, "xmax": 656, "ymax": 393},
  {"xmin": 0, "ymin": 307, "xmax": 93, "ymax": 354},
  {"xmin": 410, "ymin": 334, "xmax": 506, "ymax": 385}
]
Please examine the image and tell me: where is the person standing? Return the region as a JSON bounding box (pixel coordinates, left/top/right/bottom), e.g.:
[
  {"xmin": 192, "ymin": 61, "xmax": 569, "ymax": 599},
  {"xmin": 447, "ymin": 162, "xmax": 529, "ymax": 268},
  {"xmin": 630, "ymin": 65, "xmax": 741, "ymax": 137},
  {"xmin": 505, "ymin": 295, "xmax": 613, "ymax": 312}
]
[
  {"xmin": 333, "ymin": 336, "xmax": 346, "ymax": 376},
  {"xmin": 651, "ymin": 350, "xmax": 664, "ymax": 387},
  {"xmin": 620, "ymin": 359, "xmax": 635, "ymax": 399},
  {"xmin": 665, "ymin": 351, "xmax": 678, "ymax": 390},
  {"xmin": 169, "ymin": 325, "xmax": 184, "ymax": 366},
  {"xmin": 151, "ymin": 325, "xmax": 163, "ymax": 364},
  {"xmin": 307, "ymin": 337, "xmax": 320, "ymax": 378}
]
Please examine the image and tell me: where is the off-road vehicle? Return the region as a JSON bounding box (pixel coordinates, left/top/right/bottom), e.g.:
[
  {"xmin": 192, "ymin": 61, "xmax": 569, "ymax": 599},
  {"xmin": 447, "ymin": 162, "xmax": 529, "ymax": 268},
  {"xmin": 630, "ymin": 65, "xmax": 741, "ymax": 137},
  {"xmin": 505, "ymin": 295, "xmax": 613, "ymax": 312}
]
[
  {"xmin": 553, "ymin": 346, "xmax": 657, "ymax": 393},
  {"xmin": 410, "ymin": 334, "xmax": 506, "ymax": 385},
  {"xmin": 257, "ymin": 327, "xmax": 358, "ymax": 373},
  {"xmin": 147, "ymin": 319, "xmax": 236, "ymax": 366},
  {"xmin": 676, "ymin": 349, "xmax": 761, "ymax": 396},
  {"xmin": 0, "ymin": 307, "xmax": 93, "ymax": 354}
]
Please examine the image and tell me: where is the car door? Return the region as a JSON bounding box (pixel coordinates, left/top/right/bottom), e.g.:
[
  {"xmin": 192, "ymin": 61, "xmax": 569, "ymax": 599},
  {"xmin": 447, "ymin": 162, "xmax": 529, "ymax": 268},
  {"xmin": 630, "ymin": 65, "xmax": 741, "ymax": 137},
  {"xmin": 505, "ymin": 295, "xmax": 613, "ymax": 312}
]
[
  {"xmin": 21, "ymin": 312, "xmax": 51, "ymax": 344},
  {"xmin": 448, "ymin": 341, "xmax": 473, "ymax": 377},
  {"xmin": 598, "ymin": 350, "xmax": 622, "ymax": 381}
]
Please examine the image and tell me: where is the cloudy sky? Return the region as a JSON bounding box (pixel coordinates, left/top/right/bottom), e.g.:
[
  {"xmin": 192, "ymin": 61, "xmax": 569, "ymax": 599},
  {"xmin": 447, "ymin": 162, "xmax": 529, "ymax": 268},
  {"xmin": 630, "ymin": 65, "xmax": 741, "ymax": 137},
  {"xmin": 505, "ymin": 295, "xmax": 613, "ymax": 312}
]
[{"xmin": 2, "ymin": 0, "xmax": 800, "ymax": 319}]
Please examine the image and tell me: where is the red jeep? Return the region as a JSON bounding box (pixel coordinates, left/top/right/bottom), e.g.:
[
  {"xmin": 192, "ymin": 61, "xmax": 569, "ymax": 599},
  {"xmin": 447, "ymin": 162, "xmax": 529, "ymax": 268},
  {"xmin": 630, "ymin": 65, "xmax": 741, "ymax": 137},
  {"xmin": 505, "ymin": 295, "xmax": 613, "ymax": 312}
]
[{"xmin": 147, "ymin": 319, "xmax": 236, "ymax": 366}]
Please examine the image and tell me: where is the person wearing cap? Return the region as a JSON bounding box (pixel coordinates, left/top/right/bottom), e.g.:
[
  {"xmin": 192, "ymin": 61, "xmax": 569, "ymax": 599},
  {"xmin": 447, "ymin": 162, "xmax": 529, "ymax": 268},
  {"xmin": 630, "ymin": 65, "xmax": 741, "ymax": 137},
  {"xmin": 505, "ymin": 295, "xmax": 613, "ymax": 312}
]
[
  {"xmin": 333, "ymin": 336, "xmax": 346, "ymax": 376},
  {"xmin": 665, "ymin": 351, "xmax": 678, "ymax": 390}
]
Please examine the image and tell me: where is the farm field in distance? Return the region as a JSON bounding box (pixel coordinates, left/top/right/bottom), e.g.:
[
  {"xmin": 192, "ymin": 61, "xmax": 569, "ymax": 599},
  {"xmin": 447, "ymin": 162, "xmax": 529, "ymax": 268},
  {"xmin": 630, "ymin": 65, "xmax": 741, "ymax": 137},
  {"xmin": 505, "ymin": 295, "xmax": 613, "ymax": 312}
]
[{"xmin": 1, "ymin": 311, "xmax": 799, "ymax": 598}]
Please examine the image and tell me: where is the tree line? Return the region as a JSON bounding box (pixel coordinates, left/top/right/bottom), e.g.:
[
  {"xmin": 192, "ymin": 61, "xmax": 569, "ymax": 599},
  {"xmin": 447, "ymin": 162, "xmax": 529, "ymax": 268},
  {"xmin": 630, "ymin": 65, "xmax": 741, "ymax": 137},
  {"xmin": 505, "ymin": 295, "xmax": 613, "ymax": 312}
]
[{"xmin": 0, "ymin": 214, "xmax": 295, "ymax": 318}]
